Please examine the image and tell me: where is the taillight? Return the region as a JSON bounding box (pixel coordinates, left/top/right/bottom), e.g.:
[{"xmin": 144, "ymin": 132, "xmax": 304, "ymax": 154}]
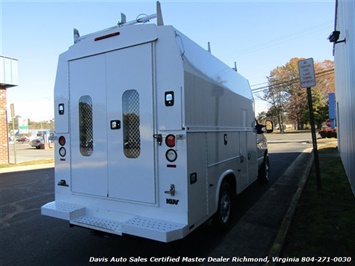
[
  {"xmin": 58, "ymin": 136, "xmax": 66, "ymax": 158},
  {"xmin": 166, "ymin": 149, "xmax": 177, "ymax": 162},
  {"xmin": 58, "ymin": 136, "xmax": 66, "ymax": 146},
  {"xmin": 165, "ymin": 134, "xmax": 175, "ymax": 147},
  {"xmin": 59, "ymin": 147, "xmax": 66, "ymax": 157}
]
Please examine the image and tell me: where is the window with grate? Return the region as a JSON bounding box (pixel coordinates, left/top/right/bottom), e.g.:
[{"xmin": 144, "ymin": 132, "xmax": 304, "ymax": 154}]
[
  {"xmin": 122, "ymin": 90, "xmax": 140, "ymax": 158},
  {"xmin": 79, "ymin": 95, "xmax": 93, "ymax": 156}
]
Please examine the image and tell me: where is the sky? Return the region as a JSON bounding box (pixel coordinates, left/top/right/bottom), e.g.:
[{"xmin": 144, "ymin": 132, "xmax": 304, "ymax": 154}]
[{"xmin": 1, "ymin": 0, "xmax": 335, "ymax": 121}]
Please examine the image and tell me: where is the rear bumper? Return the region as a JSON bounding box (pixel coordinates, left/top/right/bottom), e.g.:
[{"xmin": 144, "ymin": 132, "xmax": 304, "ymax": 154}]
[{"xmin": 41, "ymin": 201, "xmax": 187, "ymax": 242}]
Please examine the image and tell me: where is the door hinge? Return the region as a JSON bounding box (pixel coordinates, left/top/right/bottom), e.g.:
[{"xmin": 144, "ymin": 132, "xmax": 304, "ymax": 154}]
[{"xmin": 153, "ymin": 134, "xmax": 162, "ymax": 145}]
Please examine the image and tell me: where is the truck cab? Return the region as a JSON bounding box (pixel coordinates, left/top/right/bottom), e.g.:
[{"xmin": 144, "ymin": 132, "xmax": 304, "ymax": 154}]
[{"xmin": 256, "ymin": 120, "xmax": 273, "ymax": 183}]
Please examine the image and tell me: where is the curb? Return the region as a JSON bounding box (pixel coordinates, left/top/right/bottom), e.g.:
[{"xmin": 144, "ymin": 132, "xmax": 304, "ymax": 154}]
[{"xmin": 265, "ymin": 148, "xmax": 314, "ymax": 265}]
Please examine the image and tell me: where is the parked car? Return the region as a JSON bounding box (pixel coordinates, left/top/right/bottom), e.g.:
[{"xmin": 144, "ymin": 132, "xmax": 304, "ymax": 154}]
[
  {"xmin": 17, "ymin": 136, "xmax": 30, "ymax": 143},
  {"xmin": 29, "ymin": 137, "xmax": 44, "ymax": 149},
  {"xmin": 49, "ymin": 133, "xmax": 55, "ymax": 142}
]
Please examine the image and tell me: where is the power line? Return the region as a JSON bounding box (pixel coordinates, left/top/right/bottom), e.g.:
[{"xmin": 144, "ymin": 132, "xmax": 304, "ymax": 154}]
[
  {"xmin": 217, "ymin": 20, "xmax": 333, "ymax": 60},
  {"xmin": 251, "ymin": 68, "xmax": 334, "ymax": 93},
  {"xmin": 252, "ymin": 68, "xmax": 334, "ymax": 90}
]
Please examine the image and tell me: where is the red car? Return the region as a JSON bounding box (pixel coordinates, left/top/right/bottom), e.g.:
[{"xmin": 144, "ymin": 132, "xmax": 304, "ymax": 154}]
[{"xmin": 17, "ymin": 136, "xmax": 30, "ymax": 143}]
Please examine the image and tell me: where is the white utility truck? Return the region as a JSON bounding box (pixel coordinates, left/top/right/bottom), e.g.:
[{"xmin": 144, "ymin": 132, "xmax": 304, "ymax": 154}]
[{"xmin": 42, "ymin": 2, "xmax": 273, "ymax": 243}]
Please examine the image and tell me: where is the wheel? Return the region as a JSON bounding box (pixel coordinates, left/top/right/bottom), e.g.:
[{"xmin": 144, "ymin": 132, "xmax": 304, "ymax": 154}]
[
  {"xmin": 258, "ymin": 154, "xmax": 270, "ymax": 184},
  {"xmin": 213, "ymin": 182, "xmax": 233, "ymax": 230}
]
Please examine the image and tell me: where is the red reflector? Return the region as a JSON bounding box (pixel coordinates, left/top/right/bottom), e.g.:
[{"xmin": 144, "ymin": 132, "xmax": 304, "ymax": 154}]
[
  {"xmin": 58, "ymin": 136, "xmax": 66, "ymax": 146},
  {"xmin": 165, "ymin": 134, "xmax": 176, "ymax": 147},
  {"xmin": 94, "ymin": 32, "xmax": 120, "ymax": 41}
]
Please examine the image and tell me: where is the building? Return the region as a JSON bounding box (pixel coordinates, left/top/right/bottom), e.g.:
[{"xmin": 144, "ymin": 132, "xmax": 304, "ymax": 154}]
[
  {"xmin": 0, "ymin": 56, "xmax": 18, "ymax": 164},
  {"xmin": 329, "ymin": 0, "xmax": 355, "ymax": 195}
]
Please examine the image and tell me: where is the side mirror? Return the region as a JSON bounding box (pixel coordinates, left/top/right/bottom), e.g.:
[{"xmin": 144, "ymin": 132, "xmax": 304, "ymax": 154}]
[
  {"xmin": 255, "ymin": 119, "xmax": 274, "ymax": 134},
  {"xmin": 265, "ymin": 120, "xmax": 274, "ymax": 133}
]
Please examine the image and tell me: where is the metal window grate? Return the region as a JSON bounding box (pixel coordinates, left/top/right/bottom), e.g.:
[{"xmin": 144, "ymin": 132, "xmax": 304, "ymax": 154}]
[
  {"xmin": 122, "ymin": 90, "xmax": 140, "ymax": 158},
  {"xmin": 79, "ymin": 95, "xmax": 93, "ymax": 156}
]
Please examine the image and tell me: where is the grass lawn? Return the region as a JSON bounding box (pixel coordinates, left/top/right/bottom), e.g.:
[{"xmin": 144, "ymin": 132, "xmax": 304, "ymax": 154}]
[
  {"xmin": 0, "ymin": 159, "xmax": 54, "ymax": 168},
  {"xmin": 281, "ymin": 144, "xmax": 355, "ymax": 258}
]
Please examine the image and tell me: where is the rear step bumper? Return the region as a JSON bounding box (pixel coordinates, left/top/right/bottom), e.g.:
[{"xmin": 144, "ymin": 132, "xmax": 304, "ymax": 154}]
[{"xmin": 41, "ymin": 201, "xmax": 187, "ymax": 242}]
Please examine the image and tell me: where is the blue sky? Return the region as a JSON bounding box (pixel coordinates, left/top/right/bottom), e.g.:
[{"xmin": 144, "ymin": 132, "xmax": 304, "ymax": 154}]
[{"xmin": 1, "ymin": 0, "xmax": 335, "ymax": 121}]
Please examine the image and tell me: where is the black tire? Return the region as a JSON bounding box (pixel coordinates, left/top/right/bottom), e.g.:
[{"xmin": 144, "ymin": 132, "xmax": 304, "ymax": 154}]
[
  {"xmin": 213, "ymin": 182, "xmax": 233, "ymax": 230},
  {"xmin": 258, "ymin": 154, "xmax": 270, "ymax": 184}
]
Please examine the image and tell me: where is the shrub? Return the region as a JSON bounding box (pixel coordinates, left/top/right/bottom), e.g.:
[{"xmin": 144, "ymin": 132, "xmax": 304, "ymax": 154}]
[{"xmin": 319, "ymin": 127, "xmax": 337, "ymax": 138}]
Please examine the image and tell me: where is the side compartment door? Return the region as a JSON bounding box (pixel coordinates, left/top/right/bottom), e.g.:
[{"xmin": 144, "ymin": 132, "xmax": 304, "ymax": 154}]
[
  {"xmin": 239, "ymin": 131, "xmax": 249, "ymax": 191},
  {"xmin": 106, "ymin": 44, "xmax": 156, "ymax": 204},
  {"xmin": 69, "ymin": 55, "xmax": 108, "ymax": 197}
]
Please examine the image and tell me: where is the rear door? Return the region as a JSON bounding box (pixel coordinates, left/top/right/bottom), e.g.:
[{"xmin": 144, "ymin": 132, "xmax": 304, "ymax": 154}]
[
  {"xmin": 70, "ymin": 55, "xmax": 108, "ymax": 197},
  {"xmin": 106, "ymin": 44, "xmax": 156, "ymax": 204},
  {"xmin": 70, "ymin": 43, "xmax": 157, "ymax": 203}
]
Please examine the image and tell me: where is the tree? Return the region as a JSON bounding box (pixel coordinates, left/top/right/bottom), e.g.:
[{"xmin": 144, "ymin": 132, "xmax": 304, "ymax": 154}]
[
  {"xmin": 256, "ymin": 111, "xmax": 268, "ymax": 122},
  {"xmin": 262, "ymin": 61, "xmax": 296, "ymax": 132},
  {"xmin": 287, "ymin": 88, "xmax": 308, "ymax": 129},
  {"xmin": 261, "ymin": 58, "xmax": 334, "ymax": 131}
]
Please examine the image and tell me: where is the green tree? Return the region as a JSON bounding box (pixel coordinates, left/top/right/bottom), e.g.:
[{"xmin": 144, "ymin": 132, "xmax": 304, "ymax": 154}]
[
  {"xmin": 262, "ymin": 63, "xmax": 294, "ymax": 133},
  {"xmin": 256, "ymin": 111, "xmax": 268, "ymax": 122}
]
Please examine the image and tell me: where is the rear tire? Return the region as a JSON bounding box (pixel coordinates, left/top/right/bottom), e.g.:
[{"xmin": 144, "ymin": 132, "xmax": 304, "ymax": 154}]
[
  {"xmin": 213, "ymin": 182, "xmax": 233, "ymax": 230},
  {"xmin": 258, "ymin": 154, "xmax": 270, "ymax": 184}
]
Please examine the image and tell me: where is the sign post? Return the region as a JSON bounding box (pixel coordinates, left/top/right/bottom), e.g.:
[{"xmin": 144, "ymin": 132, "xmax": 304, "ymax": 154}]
[
  {"xmin": 298, "ymin": 58, "xmax": 321, "ymax": 190},
  {"xmin": 10, "ymin": 103, "xmax": 17, "ymax": 165}
]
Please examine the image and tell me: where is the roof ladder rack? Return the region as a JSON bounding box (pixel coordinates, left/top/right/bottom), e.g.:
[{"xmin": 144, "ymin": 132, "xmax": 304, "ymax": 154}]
[
  {"xmin": 73, "ymin": 1, "xmax": 164, "ymax": 44},
  {"xmin": 118, "ymin": 1, "xmax": 164, "ymax": 26}
]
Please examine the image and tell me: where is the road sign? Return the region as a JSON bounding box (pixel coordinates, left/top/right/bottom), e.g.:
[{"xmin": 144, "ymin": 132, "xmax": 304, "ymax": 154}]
[
  {"xmin": 298, "ymin": 58, "xmax": 316, "ymax": 88},
  {"xmin": 18, "ymin": 117, "xmax": 29, "ymax": 134},
  {"xmin": 326, "ymin": 119, "xmax": 331, "ymax": 127}
]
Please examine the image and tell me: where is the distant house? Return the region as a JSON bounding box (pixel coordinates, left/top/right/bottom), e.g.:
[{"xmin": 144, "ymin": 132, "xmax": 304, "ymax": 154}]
[{"xmin": 330, "ymin": 0, "xmax": 355, "ymax": 195}]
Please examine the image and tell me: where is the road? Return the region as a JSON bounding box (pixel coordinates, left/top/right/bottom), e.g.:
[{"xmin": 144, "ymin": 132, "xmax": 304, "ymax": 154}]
[{"xmin": 0, "ymin": 133, "xmax": 316, "ymax": 265}]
